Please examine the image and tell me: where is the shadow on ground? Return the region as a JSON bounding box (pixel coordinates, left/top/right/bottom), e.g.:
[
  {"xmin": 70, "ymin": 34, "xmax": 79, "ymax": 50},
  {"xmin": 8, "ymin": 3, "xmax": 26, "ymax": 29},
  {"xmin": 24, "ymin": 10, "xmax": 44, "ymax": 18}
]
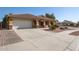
[
  {"xmin": 69, "ymin": 31, "xmax": 79, "ymax": 36},
  {"xmin": 0, "ymin": 30, "xmax": 23, "ymax": 46}
]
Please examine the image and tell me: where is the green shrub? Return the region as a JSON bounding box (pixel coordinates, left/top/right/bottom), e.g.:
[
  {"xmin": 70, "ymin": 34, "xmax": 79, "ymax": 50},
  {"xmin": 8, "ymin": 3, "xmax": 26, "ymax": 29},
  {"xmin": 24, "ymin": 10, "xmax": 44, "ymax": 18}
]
[
  {"xmin": 54, "ymin": 25, "xmax": 59, "ymax": 27},
  {"xmin": 49, "ymin": 25, "xmax": 58, "ymax": 30},
  {"xmin": 59, "ymin": 26, "xmax": 68, "ymax": 30}
]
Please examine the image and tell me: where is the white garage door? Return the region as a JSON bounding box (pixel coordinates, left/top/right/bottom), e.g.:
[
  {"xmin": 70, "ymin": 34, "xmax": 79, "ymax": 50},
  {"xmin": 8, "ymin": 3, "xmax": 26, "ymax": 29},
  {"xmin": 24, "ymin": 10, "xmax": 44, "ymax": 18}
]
[{"xmin": 13, "ymin": 19, "xmax": 32, "ymax": 29}]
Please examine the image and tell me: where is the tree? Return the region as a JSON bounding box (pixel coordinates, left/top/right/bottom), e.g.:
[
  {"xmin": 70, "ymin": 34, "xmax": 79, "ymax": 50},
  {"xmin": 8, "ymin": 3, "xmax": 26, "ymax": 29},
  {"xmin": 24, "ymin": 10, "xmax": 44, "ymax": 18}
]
[
  {"xmin": 2, "ymin": 15, "xmax": 8, "ymax": 28},
  {"xmin": 45, "ymin": 13, "xmax": 56, "ymax": 20}
]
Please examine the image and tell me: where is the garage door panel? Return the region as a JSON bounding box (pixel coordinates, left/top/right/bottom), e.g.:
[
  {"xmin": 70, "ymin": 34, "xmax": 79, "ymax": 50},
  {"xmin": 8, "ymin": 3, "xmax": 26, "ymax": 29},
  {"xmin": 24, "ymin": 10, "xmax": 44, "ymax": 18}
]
[{"xmin": 13, "ymin": 19, "xmax": 32, "ymax": 29}]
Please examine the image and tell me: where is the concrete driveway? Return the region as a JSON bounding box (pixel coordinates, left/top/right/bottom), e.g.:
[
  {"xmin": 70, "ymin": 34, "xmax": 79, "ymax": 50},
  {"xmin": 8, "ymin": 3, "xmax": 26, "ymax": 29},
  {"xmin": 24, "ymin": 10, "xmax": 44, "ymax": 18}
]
[{"xmin": 0, "ymin": 28, "xmax": 79, "ymax": 51}]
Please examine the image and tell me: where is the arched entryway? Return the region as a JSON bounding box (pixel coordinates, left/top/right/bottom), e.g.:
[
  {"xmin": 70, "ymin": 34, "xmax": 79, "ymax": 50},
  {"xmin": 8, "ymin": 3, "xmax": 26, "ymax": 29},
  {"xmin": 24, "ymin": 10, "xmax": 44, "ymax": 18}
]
[{"xmin": 39, "ymin": 20, "xmax": 44, "ymax": 28}]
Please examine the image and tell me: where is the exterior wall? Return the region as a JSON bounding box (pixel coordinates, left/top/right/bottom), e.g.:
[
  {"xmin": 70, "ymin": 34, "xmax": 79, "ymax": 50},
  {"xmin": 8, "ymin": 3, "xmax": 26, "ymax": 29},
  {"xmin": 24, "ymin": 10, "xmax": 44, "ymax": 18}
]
[
  {"xmin": 6, "ymin": 16, "xmax": 13, "ymax": 29},
  {"xmin": 32, "ymin": 20, "xmax": 37, "ymax": 28}
]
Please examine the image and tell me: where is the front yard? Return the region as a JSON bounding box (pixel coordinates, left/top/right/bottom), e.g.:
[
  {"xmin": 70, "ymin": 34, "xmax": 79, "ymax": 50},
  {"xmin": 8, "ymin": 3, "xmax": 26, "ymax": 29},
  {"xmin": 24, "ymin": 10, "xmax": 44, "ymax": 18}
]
[{"xmin": 0, "ymin": 28, "xmax": 79, "ymax": 51}]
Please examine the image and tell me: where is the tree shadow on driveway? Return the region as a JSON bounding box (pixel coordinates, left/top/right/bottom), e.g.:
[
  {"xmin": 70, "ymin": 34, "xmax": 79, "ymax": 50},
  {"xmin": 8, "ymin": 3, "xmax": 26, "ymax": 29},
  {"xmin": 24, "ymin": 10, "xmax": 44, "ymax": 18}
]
[{"xmin": 0, "ymin": 30, "xmax": 23, "ymax": 46}]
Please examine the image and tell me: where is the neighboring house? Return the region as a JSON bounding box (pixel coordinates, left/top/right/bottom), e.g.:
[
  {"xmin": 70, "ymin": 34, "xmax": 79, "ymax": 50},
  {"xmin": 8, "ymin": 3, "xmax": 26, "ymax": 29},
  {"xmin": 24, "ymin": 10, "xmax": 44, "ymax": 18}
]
[
  {"xmin": 76, "ymin": 21, "xmax": 79, "ymax": 27},
  {"xmin": 3, "ymin": 14, "xmax": 56, "ymax": 29},
  {"xmin": 62, "ymin": 20, "xmax": 75, "ymax": 26}
]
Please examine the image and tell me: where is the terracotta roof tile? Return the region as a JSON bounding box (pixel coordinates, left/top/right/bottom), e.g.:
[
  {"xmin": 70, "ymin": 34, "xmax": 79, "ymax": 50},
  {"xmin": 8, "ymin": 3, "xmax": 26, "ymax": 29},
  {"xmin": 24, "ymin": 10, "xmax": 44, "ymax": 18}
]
[{"xmin": 8, "ymin": 14, "xmax": 54, "ymax": 21}]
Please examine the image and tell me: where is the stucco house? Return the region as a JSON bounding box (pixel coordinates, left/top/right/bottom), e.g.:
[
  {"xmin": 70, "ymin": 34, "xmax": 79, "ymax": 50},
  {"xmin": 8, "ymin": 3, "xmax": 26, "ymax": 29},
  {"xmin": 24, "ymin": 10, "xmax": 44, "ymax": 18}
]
[{"xmin": 2, "ymin": 14, "xmax": 56, "ymax": 29}]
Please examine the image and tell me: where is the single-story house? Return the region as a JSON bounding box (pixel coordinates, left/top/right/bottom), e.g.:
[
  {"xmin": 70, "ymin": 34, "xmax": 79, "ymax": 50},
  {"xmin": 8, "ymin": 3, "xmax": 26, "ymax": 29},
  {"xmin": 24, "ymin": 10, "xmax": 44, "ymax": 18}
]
[{"xmin": 3, "ymin": 14, "xmax": 56, "ymax": 29}]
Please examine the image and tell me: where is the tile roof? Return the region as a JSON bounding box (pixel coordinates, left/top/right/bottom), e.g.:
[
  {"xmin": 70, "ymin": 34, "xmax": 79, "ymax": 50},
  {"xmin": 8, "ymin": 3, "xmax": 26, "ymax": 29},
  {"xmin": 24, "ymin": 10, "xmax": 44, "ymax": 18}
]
[{"xmin": 8, "ymin": 14, "xmax": 54, "ymax": 21}]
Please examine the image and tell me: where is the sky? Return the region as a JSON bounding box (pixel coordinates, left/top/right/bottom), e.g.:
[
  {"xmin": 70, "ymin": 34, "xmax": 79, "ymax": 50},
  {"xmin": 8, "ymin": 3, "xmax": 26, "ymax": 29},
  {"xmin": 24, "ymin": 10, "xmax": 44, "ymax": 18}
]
[{"xmin": 0, "ymin": 7, "xmax": 79, "ymax": 22}]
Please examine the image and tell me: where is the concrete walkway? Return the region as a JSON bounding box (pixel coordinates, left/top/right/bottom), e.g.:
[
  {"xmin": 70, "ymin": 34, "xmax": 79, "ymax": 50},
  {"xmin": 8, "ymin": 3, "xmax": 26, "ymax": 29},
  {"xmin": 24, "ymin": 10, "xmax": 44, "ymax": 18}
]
[{"xmin": 0, "ymin": 28, "xmax": 79, "ymax": 51}]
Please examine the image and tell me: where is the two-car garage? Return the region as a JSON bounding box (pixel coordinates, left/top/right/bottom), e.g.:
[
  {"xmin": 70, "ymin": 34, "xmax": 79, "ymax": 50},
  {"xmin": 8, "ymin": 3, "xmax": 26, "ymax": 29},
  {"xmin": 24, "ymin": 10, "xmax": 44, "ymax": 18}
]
[{"xmin": 13, "ymin": 19, "xmax": 32, "ymax": 29}]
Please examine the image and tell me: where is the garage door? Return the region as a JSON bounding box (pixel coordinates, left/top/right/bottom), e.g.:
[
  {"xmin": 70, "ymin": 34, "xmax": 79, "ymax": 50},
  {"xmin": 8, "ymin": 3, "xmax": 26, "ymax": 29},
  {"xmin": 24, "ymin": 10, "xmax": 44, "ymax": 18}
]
[{"xmin": 13, "ymin": 19, "xmax": 32, "ymax": 29}]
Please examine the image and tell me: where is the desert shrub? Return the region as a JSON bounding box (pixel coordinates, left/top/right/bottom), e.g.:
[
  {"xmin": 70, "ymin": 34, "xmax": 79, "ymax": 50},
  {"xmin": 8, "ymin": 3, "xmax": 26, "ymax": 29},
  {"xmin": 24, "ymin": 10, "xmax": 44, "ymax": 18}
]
[
  {"xmin": 49, "ymin": 25, "xmax": 58, "ymax": 30},
  {"xmin": 64, "ymin": 26, "xmax": 68, "ymax": 29},
  {"xmin": 59, "ymin": 26, "xmax": 68, "ymax": 30},
  {"xmin": 60, "ymin": 27, "xmax": 64, "ymax": 30},
  {"xmin": 54, "ymin": 25, "xmax": 59, "ymax": 27}
]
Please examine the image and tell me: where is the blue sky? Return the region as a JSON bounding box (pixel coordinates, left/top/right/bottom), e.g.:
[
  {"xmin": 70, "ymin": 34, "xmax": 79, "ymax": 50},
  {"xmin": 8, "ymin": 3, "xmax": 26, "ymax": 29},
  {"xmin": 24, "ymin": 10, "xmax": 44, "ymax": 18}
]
[{"xmin": 0, "ymin": 7, "xmax": 79, "ymax": 22}]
